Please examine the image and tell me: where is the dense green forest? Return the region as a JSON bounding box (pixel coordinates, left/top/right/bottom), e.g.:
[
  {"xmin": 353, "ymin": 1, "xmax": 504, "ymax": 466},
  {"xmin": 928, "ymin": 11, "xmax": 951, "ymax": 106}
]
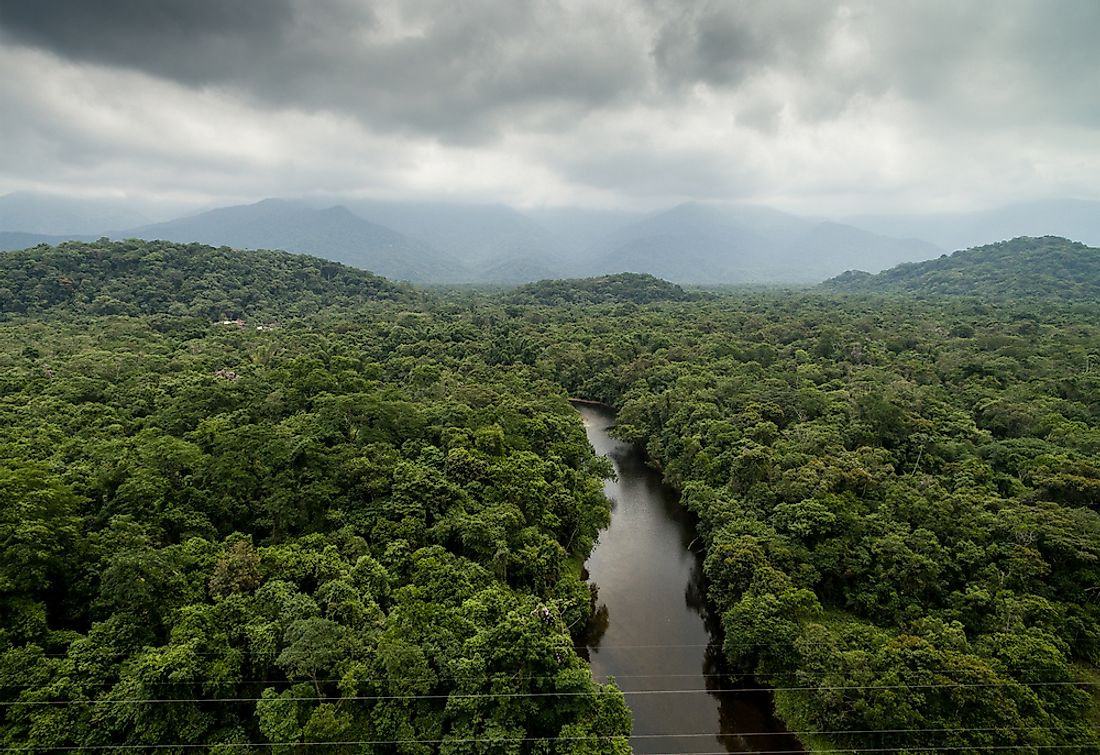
[
  {"xmin": 508, "ymin": 273, "xmax": 700, "ymax": 306},
  {"xmin": 526, "ymin": 292, "xmax": 1100, "ymax": 752},
  {"xmin": 0, "ymin": 238, "xmax": 412, "ymax": 319},
  {"xmin": 826, "ymin": 236, "xmax": 1100, "ymax": 300},
  {"xmin": 2, "ymin": 239, "xmax": 1100, "ymax": 753},
  {"xmin": 0, "ymin": 242, "xmax": 629, "ymax": 751}
]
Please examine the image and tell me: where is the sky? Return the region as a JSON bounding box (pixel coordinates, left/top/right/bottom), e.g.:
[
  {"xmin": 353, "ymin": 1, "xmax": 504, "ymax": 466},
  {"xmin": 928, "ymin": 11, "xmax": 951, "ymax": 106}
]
[{"xmin": 1, "ymin": 0, "xmax": 1099, "ymax": 215}]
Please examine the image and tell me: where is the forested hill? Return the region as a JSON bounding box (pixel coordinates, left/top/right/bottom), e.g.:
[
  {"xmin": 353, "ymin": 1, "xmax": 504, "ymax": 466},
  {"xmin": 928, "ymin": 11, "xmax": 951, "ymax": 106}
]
[
  {"xmin": 0, "ymin": 237, "xmax": 631, "ymax": 750},
  {"xmin": 0, "ymin": 238, "xmax": 410, "ymax": 318},
  {"xmin": 510, "ymin": 272, "xmax": 699, "ymax": 305},
  {"xmin": 824, "ymin": 235, "xmax": 1100, "ymax": 299}
]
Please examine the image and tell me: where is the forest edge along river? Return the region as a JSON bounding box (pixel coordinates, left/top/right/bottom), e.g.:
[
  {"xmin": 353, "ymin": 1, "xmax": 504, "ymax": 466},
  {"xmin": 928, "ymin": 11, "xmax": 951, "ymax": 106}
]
[{"xmin": 575, "ymin": 402, "xmax": 803, "ymax": 754}]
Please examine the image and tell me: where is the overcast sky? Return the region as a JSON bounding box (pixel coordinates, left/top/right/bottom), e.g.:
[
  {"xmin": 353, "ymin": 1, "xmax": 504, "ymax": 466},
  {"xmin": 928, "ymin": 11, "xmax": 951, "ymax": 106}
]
[{"xmin": 1, "ymin": 0, "xmax": 1098, "ymax": 215}]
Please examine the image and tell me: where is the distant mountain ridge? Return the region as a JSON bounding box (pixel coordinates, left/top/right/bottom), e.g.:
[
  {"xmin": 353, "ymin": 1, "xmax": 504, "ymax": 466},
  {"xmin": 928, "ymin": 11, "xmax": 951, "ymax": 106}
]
[
  {"xmin": 7, "ymin": 191, "xmax": 1097, "ymax": 285},
  {"xmin": 587, "ymin": 203, "xmax": 943, "ymax": 283},
  {"xmin": 0, "ymin": 230, "xmax": 98, "ymax": 251},
  {"xmin": 112, "ymin": 199, "xmax": 947, "ymax": 284},
  {"xmin": 823, "ymin": 236, "xmax": 1100, "ymax": 299},
  {"xmin": 127, "ymin": 199, "xmax": 467, "ymax": 283},
  {"xmin": 590, "ymin": 203, "xmax": 777, "ymax": 283},
  {"xmin": 344, "ymin": 198, "xmax": 570, "ymax": 282}
]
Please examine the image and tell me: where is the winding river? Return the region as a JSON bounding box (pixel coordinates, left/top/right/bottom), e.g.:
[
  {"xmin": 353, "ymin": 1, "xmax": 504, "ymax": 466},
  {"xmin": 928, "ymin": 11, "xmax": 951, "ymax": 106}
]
[{"xmin": 576, "ymin": 403, "xmax": 802, "ymax": 754}]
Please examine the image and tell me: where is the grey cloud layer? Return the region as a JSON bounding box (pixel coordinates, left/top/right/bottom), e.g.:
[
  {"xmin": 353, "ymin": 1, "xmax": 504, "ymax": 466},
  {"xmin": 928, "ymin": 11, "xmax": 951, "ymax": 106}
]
[
  {"xmin": 6, "ymin": 0, "xmax": 1096, "ymax": 132},
  {"xmin": 0, "ymin": 0, "xmax": 650, "ymax": 140},
  {"xmin": 1, "ymin": 0, "xmax": 1098, "ymax": 209}
]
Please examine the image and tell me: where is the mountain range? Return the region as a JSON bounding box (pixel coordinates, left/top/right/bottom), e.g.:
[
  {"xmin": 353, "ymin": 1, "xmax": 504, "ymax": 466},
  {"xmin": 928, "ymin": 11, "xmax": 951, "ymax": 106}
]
[
  {"xmin": 2, "ymin": 191, "xmax": 1099, "ymax": 285},
  {"xmin": 590, "ymin": 203, "xmax": 941, "ymax": 283},
  {"xmin": 126, "ymin": 199, "xmax": 466, "ymax": 284}
]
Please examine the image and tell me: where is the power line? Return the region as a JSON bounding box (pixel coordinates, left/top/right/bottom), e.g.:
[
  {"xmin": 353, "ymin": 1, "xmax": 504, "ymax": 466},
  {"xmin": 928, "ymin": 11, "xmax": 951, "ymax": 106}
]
[
  {"xmin": 4, "ymin": 680, "xmax": 1096, "ymax": 706},
  {"xmin": 5, "ymin": 665, "xmax": 1075, "ymax": 689},
  {"xmin": 28, "ymin": 644, "xmax": 722, "ymax": 657},
  {"xmin": 2, "ymin": 726, "xmax": 1065, "ymax": 747},
  {"xmin": 1, "ymin": 739, "xmax": 1095, "ymax": 753},
  {"xmin": 0, "ymin": 730, "xmax": 1080, "ymax": 750},
  {"xmin": 24, "ymin": 635, "xmax": 1092, "ymax": 653}
]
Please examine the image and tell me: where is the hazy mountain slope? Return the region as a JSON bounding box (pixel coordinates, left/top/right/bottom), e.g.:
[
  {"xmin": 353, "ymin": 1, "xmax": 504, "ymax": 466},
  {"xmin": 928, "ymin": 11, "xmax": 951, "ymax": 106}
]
[
  {"xmin": 704, "ymin": 203, "xmax": 822, "ymax": 246},
  {"xmin": 126, "ymin": 199, "xmax": 467, "ymax": 283},
  {"xmin": 588, "ymin": 203, "xmax": 942, "ymax": 283},
  {"xmin": 0, "ymin": 191, "xmax": 155, "ymax": 234},
  {"xmin": 779, "ymin": 222, "xmax": 943, "ymax": 281},
  {"xmin": 588, "ymin": 203, "xmax": 778, "ymax": 282},
  {"xmin": 345, "ymin": 199, "xmax": 567, "ymax": 272},
  {"xmin": 0, "ymin": 238, "xmax": 409, "ymax": 318},
  {"xmin": 8, "ymin": 193, "xmax": 1097, "ymax": 286},
  {"xmin": 824, "ymin": 236, "xmax": 1100, "ymax": 299},
  {"xmin": 476, "ymin": 256, "xmax": 559, "ymax": 285},
  {"xmin": 846, "ymin": 198, "xmax": 1100, "ymax": 250},
  {"xmin": 0, "ymin": 231, "xmax": 97, "ymax": 250},
  {"xmin": 523, "ymin": 206, "xmax": 645, "ymax": 255}
]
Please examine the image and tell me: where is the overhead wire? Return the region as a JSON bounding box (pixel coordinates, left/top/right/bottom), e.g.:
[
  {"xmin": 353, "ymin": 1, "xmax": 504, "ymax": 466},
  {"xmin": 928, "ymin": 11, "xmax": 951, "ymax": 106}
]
[
  {"xmin": 21, "ymin": 633, "xmax": 1097, "ymax": 660},
  {"xmin": 23, "ymin": 637, "xmax": 1090, "ymax": 653},
  {"xmin": 1, "ymin": 738, "xmax": 1096, "ymax": 753},
  {"xmin": 3, "ymin": 679, "xmax": 1098, "ymax": 706},
  {"xmin": 2, "ymin": 664, "xmax": 1079, "ymax": 689}
]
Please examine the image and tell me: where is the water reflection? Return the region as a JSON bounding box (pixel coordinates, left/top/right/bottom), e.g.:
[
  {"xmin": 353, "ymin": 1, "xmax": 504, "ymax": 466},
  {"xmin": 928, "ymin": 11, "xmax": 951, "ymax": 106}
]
[
  {"xmin": 585, "ymin": 592, "xmax": 610, "ymax": 650},
  {"xmin": 576, "ymin": 403, "xmax": 802, "ymax": 755}
]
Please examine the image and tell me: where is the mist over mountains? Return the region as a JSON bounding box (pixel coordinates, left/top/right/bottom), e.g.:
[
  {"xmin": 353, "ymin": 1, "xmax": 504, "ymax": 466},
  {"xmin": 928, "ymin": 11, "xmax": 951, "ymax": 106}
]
[
  {"xmin": 128, "ymin": 199, "xmax": 466, "ymax": 284},
  {"xmin": 3, "ymin": 191, "xmax": 1099, "ymax": 285},
  {"xmin": 0, "ymin": 192, "xmax": 155, "ymax": 235},
  {"xmin": 844, "ymin": 199, "xmax": 1100, "ymax": 253}
]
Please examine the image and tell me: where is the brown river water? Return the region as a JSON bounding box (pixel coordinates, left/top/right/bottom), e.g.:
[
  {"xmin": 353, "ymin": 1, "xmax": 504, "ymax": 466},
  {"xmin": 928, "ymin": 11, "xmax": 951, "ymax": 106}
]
[{"xmin": 576, "ymin": 403, "xmax": 803, "ymax": 755}]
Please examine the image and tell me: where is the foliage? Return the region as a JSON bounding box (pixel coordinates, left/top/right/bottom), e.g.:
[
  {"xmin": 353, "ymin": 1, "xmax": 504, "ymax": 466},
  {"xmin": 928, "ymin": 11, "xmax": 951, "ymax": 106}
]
[
  {"xmin": 825, "ymin": 235, "xmax": 1100, "ymax": 301},
  {"xmin": 0, "ymin": 287, "xmax": 626, "ymax": 750},
  {"xmin": 4, "ymin": 240, "xmax": 1100, "ymax": 751},
  {"xmin": 509, "ymin": 273, "xmax": 701, "ymax": 306},
  {"xmin": 512, "ymin": 287, "xmax": 1100, "ymax": 752},
  {"xmin": 0, "ymin": 238, "xmax": 412, "ymax": 319}
]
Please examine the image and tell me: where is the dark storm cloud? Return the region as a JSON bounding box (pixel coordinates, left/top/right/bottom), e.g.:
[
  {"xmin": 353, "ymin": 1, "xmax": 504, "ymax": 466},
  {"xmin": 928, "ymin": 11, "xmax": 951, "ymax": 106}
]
[
  {"xmin": 0, "ymin": 0, "xmax": 649, "ymax": 141},
  {"xmin": 650, "ymin": 1, "xmax": 836, "ymax": 88},
  {"xmin": 0, "ymin": 0, "xmax": 301, "ymax": 82}
]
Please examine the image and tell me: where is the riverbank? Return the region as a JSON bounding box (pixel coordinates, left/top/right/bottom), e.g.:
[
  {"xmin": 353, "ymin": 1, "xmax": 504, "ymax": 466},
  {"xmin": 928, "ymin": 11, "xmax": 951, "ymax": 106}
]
[{"xmin": 576, "ymin": 403, "xmax": 801, "ymax": 753}]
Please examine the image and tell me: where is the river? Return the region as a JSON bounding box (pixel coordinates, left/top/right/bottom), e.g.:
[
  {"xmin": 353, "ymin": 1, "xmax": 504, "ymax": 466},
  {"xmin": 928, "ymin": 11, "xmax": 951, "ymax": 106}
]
[{"xmin": 576, "ymin": 403, "xmax": 802, "ymax": 754}]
